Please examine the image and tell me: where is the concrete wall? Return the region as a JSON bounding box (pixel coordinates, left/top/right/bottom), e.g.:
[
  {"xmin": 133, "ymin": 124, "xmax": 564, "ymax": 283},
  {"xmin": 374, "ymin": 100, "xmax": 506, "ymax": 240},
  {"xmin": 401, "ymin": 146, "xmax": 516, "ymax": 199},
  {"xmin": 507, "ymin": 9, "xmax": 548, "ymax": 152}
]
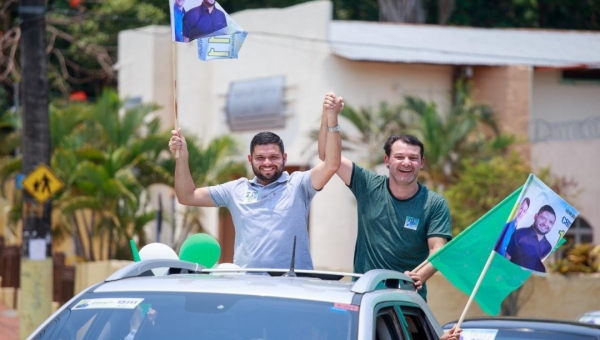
[
  {"xmin": 530, "ymin": 70, "xmax": 600, "ymax": 242},
  {"xmin": 427, "ymin": 272, "xmax": 600, "ymax": 325}
]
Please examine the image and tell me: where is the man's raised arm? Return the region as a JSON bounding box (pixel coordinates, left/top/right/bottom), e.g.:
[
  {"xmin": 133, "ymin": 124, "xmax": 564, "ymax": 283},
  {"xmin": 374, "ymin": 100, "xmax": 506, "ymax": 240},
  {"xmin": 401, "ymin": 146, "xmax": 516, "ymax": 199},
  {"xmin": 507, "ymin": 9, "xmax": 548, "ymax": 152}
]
[
  {"xmin": 317, "ymin": 93, "xmax": 353, "ymax": 185},
  {"xmin": 310, "ymin": 92, "xmax": 342, "ymax": 190},
  {"xmin": 169, "ymin": 128, "xmax": 216, "ymax": 207}
]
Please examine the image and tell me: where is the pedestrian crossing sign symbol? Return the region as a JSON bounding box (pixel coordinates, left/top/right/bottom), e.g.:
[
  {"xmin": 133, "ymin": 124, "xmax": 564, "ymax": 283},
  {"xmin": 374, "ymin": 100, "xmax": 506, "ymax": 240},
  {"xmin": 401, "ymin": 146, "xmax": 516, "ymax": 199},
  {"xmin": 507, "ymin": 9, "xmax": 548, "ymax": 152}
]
[{"xmin": 22, "ymin": 163, "xmax": 64, "ymax": 203}]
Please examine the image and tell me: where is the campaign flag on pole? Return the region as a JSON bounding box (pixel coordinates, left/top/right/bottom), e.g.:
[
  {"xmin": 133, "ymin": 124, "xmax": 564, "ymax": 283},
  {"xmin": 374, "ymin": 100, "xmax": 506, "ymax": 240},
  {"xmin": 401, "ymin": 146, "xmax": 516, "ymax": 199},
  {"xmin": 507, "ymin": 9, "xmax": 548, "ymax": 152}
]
[
  {"xmin": 168, "ymin": 0, "xmax": 247, "ymax": 60},
  {"xmin": 428, "ymin": 182, "xmax": 571, "ymax": 316},
  {"xmin": 494, "ymin": 173, "xmax": 579, "ymax": 274},
  {"xmin": 428, "ymin": 188, "xmax": 526, "ymax": 315}
]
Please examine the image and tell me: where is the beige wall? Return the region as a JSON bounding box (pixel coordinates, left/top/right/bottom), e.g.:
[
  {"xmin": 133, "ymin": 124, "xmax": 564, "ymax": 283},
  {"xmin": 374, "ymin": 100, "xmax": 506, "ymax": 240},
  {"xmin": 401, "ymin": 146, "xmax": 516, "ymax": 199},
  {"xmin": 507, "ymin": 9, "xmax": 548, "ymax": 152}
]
[
  {"xmin": 530, "ymin": 71, "xmax": 600, "ymax": 242},
  {"xmin": 117, "ymin": 25, "xmax": 174, "ymax": 129},
  {"xmin": 428, "ymin": 272, "xmax": 600, "ymax": 325}
]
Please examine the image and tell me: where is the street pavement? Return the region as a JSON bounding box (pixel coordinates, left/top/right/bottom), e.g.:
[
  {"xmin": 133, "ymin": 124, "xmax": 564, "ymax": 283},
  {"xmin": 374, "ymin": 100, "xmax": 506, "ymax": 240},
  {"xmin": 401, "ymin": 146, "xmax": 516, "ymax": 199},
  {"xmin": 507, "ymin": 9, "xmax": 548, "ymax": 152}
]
[{"xmin": 0, "ymin": 303, "xmax": 18, "ymax": 340}]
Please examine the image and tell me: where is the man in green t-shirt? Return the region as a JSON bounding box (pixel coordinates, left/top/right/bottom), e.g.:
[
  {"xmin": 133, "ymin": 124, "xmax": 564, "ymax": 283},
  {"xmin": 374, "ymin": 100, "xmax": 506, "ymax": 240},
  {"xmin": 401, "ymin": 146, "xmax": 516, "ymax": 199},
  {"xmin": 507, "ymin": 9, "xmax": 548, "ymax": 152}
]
[{"xmin": 318, "ymin": 95, "xmax": 452, "ymax": 301}]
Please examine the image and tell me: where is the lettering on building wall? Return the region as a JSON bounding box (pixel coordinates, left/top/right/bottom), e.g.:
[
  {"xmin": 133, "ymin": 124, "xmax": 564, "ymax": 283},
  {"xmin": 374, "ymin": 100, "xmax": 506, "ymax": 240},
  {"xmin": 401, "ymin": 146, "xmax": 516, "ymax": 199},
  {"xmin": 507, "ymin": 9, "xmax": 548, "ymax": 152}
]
[{"xmin": 531, "ymin": 116, "xmax": 600, "ymax": 143}]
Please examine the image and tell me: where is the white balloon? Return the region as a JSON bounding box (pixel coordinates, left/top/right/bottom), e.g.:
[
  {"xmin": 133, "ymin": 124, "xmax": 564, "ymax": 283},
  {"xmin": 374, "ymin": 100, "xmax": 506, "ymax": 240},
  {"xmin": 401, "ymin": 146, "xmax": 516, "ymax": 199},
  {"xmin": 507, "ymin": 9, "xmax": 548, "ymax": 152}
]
[
  {"xmin": 138, "ymin": 243, "xmax": 179, "ymax": 275},
  {"xmin": 215, "ymin": 263, "xmax": 240, "ymax": 269},
  {"xmin": 215, "ymin": 262, "xmax": 242, "ymax": 274}
]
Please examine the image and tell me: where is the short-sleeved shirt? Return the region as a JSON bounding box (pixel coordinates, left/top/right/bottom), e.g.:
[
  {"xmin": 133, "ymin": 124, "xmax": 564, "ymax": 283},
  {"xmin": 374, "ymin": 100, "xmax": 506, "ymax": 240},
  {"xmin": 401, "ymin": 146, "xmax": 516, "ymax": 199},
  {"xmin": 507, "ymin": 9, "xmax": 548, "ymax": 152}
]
[
  {"xmin": 182, "ymin": 4, "xmax": 227, "ymax": 41},
  {"xmin": 349, "ymin": 163, "xmax": 452, "ymax": 299},
  {"xmin": 208, "ymin": 171, "xmax": 317, "ymax": 269},
  {"xmin": 506, "ymin": 226, "xmax": 550, "ymax": 273}
]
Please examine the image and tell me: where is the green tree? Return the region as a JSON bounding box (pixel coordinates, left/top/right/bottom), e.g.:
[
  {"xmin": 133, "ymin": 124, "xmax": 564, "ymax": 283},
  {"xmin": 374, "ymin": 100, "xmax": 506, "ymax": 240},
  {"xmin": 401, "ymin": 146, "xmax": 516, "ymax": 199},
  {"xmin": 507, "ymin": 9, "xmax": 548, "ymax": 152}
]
[
  {"xmin": 0, "ymin": 0, "xmax": 167, "ymax": 103},
  {"xmin": 442, "ymin": 0, "xmax": 600, "ymax": 30},
  {"xmin": 0, "ymin": 89, "xmax": 170, "ymax": 260}
]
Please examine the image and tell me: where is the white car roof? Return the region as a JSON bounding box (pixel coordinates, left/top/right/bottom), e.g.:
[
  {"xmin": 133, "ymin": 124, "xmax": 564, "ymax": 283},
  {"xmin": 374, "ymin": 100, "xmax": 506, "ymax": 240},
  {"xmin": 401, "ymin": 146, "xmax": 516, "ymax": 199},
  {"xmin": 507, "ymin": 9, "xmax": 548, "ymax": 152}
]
[{"xmin": 94, "ymin": 273, "xmax": 358, "ymax": 304}]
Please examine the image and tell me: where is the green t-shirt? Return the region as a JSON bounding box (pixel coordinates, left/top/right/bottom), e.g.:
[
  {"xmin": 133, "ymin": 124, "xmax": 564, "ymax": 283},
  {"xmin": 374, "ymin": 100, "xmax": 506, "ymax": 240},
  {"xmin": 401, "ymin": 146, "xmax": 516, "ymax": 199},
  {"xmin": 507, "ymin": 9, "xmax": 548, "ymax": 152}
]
[{"xmin": 349, "ymin": 163, "xmax": 452, "ymax": 300}]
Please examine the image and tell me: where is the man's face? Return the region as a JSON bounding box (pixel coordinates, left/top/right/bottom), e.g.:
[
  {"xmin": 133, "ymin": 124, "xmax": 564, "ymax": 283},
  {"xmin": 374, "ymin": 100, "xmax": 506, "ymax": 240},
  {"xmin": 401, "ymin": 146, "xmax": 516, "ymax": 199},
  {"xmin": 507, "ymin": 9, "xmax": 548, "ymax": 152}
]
[
  {"xmin": 248, "ymin": 144, "xmax": 286, "ymax": 185},
  {"xmin": 175, "ymin": 0, "xmax": 185, "ymax": 8},
  {"xmin": 203, "ymin": 0, "xmax": 215, "ymax": 7},
  {"xmin": 515, "ymin": 200, "xmax": 530, "ymax": 223},
  {"xmin": 384, "ymin": 141, "xmax": 424, "ymax": 186},
  {"xmin": 533, "ymin": 211, "xmax": 556, "ymax": 235}
]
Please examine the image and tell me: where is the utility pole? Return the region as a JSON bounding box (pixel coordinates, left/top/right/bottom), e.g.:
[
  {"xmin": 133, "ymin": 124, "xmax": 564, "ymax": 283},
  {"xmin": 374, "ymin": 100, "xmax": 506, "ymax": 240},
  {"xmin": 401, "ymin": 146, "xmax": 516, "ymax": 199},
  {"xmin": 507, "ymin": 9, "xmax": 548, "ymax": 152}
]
[{"xmin": 19, "ymin": 0, "xmax": 52, "ymax": 336}]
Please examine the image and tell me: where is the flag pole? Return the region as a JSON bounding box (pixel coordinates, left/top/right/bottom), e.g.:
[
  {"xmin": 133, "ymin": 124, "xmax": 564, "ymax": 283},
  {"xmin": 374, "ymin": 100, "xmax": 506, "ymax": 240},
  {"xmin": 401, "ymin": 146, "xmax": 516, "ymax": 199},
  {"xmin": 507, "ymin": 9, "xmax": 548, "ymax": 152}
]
[
  {"xmin": 172, "ymin": 42, "xmax": 180, "ymax": 158},
  {"xmin": 455, "ymin": 250, "xmax": 495, "ymax": 329}
]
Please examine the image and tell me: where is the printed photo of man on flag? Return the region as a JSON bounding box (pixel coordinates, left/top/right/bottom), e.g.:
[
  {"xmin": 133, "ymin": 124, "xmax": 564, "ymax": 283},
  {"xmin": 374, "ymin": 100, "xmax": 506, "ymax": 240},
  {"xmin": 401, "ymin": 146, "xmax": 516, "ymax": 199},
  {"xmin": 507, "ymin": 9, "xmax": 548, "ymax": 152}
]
[
  {"xmin": 494, "ymin": 174, "xmax": 579, "ymax": 274},
  {"xmin": 168, "ymin": 0, "xmax": 247, "ymax": 60},
  {"xmin": 169, "ymin": 0, "xmax": 229, "ymax": 42},
  {"xmin": 494, "ymin": 197, "xmax": 530, "ymax": 257}
]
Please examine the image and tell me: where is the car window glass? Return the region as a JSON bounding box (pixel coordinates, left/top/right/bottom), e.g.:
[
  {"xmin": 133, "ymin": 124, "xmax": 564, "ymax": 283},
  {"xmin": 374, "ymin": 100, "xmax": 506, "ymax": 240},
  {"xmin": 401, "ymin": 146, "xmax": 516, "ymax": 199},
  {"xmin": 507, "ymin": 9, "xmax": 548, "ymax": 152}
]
[
  {"xmin": 50, "ymin": 292, "xmax": 358, "ymax": 340},
  {"xmin": 398, "ymin": 306, "xmax": 436, "ymax": 340},
  {"xmin": 375, "ymin": 306, "xmax": 404, "ymax": 340},
  {"xmin": 32, "ymin": 309, "xmax": 71, "ymax": 340}
]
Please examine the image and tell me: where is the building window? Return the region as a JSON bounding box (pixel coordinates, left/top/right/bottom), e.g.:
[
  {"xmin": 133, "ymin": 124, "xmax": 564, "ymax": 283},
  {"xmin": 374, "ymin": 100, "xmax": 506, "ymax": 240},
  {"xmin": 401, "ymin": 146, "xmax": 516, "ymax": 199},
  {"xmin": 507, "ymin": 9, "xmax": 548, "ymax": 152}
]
[
  {"xmin": 565, "ymin": 217, "xmax": 594, "ymax": 244},
  {"xmin": 551, "ymin": 217, "xmax": 594, "ymax": 262},
  {"xmin": 561, "ymin": 69, "xmax": 600, "ymax": 84}
]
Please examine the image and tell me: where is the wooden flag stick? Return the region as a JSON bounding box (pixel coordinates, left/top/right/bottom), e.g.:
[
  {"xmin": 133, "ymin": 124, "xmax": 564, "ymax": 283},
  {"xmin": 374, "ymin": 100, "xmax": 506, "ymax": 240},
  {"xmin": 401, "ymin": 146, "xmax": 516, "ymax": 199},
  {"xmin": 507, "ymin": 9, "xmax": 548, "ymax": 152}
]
[
  {"xmin": 456, "ymin": 250, "xmax": 495, "ymax": 329},
  {"xmin": 172, "ymin": 42, "xmax": 180, "ymax": 158}
]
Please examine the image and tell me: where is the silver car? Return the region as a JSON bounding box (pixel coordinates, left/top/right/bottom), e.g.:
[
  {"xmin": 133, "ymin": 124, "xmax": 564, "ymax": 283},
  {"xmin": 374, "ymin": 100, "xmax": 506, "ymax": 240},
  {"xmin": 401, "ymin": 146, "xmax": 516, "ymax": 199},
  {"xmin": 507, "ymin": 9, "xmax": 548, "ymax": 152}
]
[{"xmin": 28, "ymin": 259, "xmax": 443, "ymax": 340}]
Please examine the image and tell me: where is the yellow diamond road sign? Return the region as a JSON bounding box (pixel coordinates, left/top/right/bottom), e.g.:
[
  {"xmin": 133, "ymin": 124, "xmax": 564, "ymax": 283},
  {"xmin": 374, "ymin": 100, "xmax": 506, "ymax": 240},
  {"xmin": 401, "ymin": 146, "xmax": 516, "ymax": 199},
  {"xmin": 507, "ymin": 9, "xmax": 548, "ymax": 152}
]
[{"xmin": 22, "ymin": 163, "xmax": 64, "ymax": 203}]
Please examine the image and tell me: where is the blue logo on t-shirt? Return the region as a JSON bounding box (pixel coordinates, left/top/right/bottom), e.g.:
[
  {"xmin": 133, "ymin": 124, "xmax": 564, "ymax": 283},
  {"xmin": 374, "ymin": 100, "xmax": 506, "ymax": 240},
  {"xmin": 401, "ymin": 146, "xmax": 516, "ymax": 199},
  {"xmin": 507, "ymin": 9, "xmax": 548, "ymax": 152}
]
[{"xmin": 404, "ymin": 216, "xmax": 419, "ymax": 230}]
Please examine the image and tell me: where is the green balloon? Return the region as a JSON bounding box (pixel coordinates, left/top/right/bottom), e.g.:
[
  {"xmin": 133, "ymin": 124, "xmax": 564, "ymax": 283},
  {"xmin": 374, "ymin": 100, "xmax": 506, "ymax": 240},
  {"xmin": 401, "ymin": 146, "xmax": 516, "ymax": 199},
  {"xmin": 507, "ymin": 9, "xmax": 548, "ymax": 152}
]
[{"xmin": 179, "ymin": 233, "xmax": 221, "ymax": 268}]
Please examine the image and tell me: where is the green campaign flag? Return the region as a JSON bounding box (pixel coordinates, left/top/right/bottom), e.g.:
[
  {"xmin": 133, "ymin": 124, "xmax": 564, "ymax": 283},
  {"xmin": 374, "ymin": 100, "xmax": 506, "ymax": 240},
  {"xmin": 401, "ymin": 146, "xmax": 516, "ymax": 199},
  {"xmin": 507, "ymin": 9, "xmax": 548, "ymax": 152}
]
[{"xmin": 428, "ymin": 188, "xmax": 529, "ymax": 315}]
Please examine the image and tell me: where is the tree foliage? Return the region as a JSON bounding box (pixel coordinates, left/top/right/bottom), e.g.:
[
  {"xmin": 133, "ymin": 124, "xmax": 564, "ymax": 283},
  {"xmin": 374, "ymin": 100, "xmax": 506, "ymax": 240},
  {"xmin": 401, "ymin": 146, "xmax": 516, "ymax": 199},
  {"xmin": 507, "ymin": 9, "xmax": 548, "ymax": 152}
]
[
  {"xmin": 0, "ymin": 0, "xmax": 167, "ymax": 102},
  {"xmin": 0, "ymin": 90, "xmax": 247, "ymax": 261}
]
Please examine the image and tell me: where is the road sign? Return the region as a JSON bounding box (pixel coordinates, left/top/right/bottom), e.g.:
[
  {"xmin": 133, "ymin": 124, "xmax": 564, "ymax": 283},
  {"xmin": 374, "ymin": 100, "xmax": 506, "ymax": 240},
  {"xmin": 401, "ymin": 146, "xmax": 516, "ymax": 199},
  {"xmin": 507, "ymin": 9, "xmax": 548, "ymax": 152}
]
[{"xmin": 22, "ymin": 163, "xmax": 64, "ymax": 203}]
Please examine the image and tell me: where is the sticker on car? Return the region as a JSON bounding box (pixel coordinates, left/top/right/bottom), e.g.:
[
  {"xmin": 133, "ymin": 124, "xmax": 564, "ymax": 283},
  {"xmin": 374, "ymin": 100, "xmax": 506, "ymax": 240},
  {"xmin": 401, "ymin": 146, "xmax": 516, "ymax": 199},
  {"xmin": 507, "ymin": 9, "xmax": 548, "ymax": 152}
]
[
  {"xmin": 459, "ymin": 328, "xmax": 499, "ymax": 340},
  {"xmin": 72, "ymin": 298, "xmax": 145, "ymax": 310}
]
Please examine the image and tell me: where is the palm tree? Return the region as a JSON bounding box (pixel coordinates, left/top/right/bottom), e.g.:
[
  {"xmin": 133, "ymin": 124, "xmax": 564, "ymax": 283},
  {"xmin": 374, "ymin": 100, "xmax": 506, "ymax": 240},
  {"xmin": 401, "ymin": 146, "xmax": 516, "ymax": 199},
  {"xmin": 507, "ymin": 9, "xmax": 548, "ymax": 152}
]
[
  {"xmin": 0, "ymin": 89, "xmax": 248, "ymax": 261},
  {"xmin": 51, "ymin": 90, "xmax": 173, "ymax": 260},
  {"xmin": 0, "ymin": 90, "xmax": 171, "ymax": 260}
]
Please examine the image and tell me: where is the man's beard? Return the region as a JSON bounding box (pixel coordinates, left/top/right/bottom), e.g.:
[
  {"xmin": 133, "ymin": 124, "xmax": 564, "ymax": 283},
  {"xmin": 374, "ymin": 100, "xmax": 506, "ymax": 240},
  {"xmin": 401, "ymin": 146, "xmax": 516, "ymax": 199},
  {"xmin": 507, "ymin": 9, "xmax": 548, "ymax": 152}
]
[
  {"xmin": 252, "ymin": 163, "xmax": 284, "ymax": 184},
  {"xmin": 533, "ymin": 222, "xmax": 549, "ymax": 235}
]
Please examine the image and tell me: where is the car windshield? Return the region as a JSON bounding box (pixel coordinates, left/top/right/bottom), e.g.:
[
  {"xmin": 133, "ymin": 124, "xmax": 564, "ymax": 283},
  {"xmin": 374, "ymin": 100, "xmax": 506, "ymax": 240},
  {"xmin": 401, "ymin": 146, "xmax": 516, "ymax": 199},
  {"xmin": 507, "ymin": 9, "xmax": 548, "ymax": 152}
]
[
  {"xmin": 49, "ymin": 291, "xmax": 358, "ymax": 340},
  {"xmin": 458, "ymin": 328, "xmax": 597, "ymax": 340}
]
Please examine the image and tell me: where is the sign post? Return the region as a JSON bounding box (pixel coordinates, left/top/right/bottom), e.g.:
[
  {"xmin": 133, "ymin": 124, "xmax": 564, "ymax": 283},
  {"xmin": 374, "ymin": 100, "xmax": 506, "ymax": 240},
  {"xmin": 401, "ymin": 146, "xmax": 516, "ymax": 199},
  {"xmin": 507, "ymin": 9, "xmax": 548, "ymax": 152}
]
[{"xmin": 19, "ymin": 0, "xmax": 53, "ymax": 333}]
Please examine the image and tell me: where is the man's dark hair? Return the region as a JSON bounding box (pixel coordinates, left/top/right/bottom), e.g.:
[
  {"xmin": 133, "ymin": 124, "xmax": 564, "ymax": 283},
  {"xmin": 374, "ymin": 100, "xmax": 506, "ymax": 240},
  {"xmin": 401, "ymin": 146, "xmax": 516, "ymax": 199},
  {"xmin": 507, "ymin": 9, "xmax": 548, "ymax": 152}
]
[
  {"xmin": 538, "ymin": 204, "xmax": 556, "ymax": 217},
  {"xmin": 383, "ymin": 135, "xmax": 424, "ymax": 159},
  {"xmin": 250, "ymin": 132, "xmax": 284, "ymax": 154},
  {"xmin": 522, "ymin": 197, "xmax": 531, "ymax": 207}
]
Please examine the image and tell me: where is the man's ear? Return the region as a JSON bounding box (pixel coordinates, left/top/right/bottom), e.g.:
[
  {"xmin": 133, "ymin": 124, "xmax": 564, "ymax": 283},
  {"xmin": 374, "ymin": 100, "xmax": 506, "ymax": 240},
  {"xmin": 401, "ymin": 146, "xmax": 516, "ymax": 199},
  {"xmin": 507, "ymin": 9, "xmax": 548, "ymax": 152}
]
[
  {"xmin": 283, "ymin": 153, "xmax": 287, "ymax": 163},
  {"xmin": 247, "ymin": 154, "xmax": 252, "ymax": 164},
  {"xmin": 384, "ymin": 155, "xmax": 390, "ymax": 169},
  {"xmin": 420, "ymin": 156, "xmax": 425, "ymax": 170}
]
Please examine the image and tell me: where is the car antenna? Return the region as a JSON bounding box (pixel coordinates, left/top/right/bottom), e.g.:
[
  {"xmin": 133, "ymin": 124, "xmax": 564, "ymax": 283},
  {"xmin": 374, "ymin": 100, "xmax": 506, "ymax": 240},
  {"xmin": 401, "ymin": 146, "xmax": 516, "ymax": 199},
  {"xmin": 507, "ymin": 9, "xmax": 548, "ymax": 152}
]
[{"xmin": 282, "ymin": 235, "xmax": 297, "ymax": 277}]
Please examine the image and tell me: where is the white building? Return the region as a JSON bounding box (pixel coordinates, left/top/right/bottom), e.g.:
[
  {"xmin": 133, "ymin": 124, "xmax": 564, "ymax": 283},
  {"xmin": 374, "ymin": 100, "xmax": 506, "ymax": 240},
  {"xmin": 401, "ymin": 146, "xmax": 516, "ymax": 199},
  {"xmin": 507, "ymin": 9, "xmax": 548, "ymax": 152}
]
[{"xmin": 117, "ymin": 0, "xmax": 600, "ymax": 271}]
